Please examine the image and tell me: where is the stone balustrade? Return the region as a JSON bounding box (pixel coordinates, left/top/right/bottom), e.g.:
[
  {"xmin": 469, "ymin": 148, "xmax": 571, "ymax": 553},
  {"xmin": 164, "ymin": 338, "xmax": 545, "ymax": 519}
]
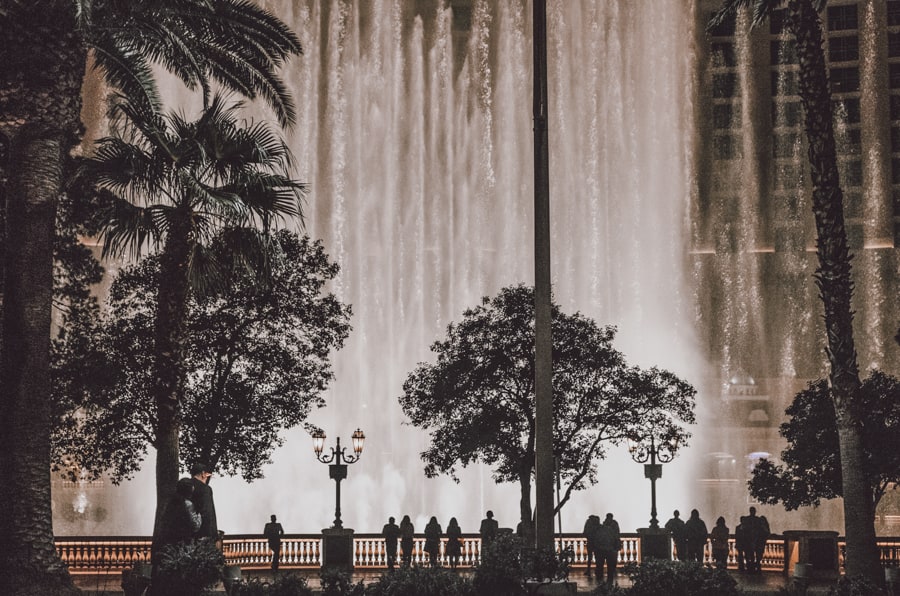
[{"xmin": 54, "ymin": 534, "xmax": 900, "ymax": 574}]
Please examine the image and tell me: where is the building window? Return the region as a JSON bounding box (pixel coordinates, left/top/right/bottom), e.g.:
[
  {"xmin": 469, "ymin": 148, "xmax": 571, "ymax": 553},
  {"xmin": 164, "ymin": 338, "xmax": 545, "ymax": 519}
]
[
  {"xmin": 711, "ymin": 42, "xmax": 737, "ymax": 68},
  {"xmin": 770, "ymin": 9, "xmax": 787, "ymax": 35},
  {"xmin": 774, "ymin": 100, "xmax": 803, "ymax": 127},
  {"xmin": 708, "ymin": 11, "xmax": 736, "ymax": 36},
  {"xmin": 774, "ymin": 133, "xmax": 801, "ymax": 158},
  {"xmin": 713, "ymin": 73, "xmax": 738, "ymax": 98},
  {"xmin": 840, "ymin": 128, "xmax": 862, "ymax": 154},
  {"xmin": 829, "ymin": 36, "xmax": 859, "ymax": 62},
  {"xmin": 830, "ymin": 67, "xmax": 860, "ymax": 93},
  {"xmin": 834, "ymin": 97, "xmax": 861, "ymax": 124},
  {"xmin": 893, "ymin": 189, "xmax": 900, "ymax": 216},
  {"xmin": 891, "ymin": 64, "xmax": 900, "ymax": 88},
  {"xmin": 713, "ymin": 103, "xmax": 735, "ymax": 129},
  {"xmin": 844, "ymin": 193, "xmax": 863, "ymax": 218},
  {"xmin": 892, "ymin": 158, "xmax": 900, "ymax": 184},
  {"xmin": 842, "ymin": 159, "xmax": 863, "ymax": 187},
  {"xmin": 890, "ymin": 32, "xmax": 900, "ymax": 58},
  {"xmin": 714, "ymin": 135, "xmax": 739, "ymax": 160},
  {"xmin": 772, "ymin": 70, "xmax": 799, "ymax": 95},
  {"xmin": 892, "ymin": 127, "xmax": 900, "ymax": 153},
  {"xmin": 771, "ymin": 40, "xmax": 797, "ymax": 65},
  {"xmin": 888, "ymin": 1, "xmax": 900, "ymax": 27},
  {"xmin": 828, "ymin": 4, "xmax": 858, "ymax": 31},
  {"xmin": 891, "ymin": 94, "xmax": 900, "ymax": 120}
]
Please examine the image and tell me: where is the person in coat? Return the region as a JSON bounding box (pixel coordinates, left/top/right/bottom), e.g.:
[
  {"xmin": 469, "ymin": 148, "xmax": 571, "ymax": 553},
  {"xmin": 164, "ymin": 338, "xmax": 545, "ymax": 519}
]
[
  {"xmin": 399, "ymin": 515, "xmax": 415, "ymax": 566},
  {"xmin": 583, "ymin": 515, "xmax": 601, "ymax": 576},
  {"xmin": 595, "ymin": 513, "xmax": 620, "ymax": 585},
  {"xmin": 263, "ymin": 514, "xmax": 284, "ymax": 571},
  {"xmin": 664, "ymin": 510, "xmax": 687, "ymax": 560},
  {"xmin": 709, "ymin": 516, "xmax": 730, "ymax": 569},
  {"xmin": 445, "ymin": 517, "xmax": 463, "ymax": 569},
  {"xmin": 189, "ymin": 463, "xmax": 218, "ymax": 542},
  {"xmin": 683, "ymin": 509, "xmax": 709, "ymax": 563},
  {"xmin": 382, "ymin": 516, "xmax": 401, "ymax": 570},
  {"xmin": 424, "ymin": 516, "xmax": 443, "ymax": 567},
  {"xmin": 151, "ymin": 478, "xmax": 200, "ymax": 564}
]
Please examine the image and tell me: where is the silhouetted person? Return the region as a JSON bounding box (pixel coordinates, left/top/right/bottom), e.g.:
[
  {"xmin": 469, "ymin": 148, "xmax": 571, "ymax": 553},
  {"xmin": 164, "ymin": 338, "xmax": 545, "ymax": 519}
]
[
  {"xmin": 583, "ymin": 515, "xmax": 601, "ymax": 576},
  {"xmin": 382, "ymin": 516, "xmax": 401, "ymax": 570},
  {"xmin": 150, "ymin": 477, "xmax": 200, "ymax": 594},
  {"xmin": 424, "ymin": 516, "xmax": 442, "ymax": 567},
  {"xmin": 399, "ymin": 515, "xmax": 415, "ymax": 566},
  {"xmin": 189, "ymin": 463, "xmax": 218, "ymax": 541},
  {"xmin": 664, "ymin": 510, "xmax": 687, "ymax": 561},
  {"xmin": 710, "ymin": 516, "xmax": 730, "ymax": 569},
  {"xmin": 152, "ymin": 478, "xmax": 200, "ymax": 561},
  {"xmin": 446, "ymin": 517, "xmax": 463, "ymax": 569},
  {"xmin": 743, "ymin": 506, "xmax": 770, "ymax": 573},
  {"xmin": 683, "ymin": 509, "xmax": 708, "ymax": 563},
  {"xmin": 479, "ymin": 510, "xmax": 499, "ymax": 554},
  {"xmin": 263, "ymin": 514, "xmax": 284, "ymax": 571},
  {"xmin": 734, "ymin": 518, "xmax": 749, "ymax": 571},
  {"xmin": 596, "ymin": 513, "xmax": 620, "ymax": 585}
]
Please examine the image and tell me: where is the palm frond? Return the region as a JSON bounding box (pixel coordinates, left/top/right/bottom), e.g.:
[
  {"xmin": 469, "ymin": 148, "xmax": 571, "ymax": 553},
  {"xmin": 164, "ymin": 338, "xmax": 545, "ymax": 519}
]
[
  {"xmin": 97, "ymin": 197, "xmax": 162, "ymax": 259},
  {"xmin": 708, "ymin": 0, "xmax": 785, "ymax": 31}
]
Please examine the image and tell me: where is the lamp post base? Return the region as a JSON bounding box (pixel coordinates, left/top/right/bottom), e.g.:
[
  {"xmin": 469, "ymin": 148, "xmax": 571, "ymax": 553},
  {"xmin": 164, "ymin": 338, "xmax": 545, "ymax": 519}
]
[
  {"xmin": 322, "ymin": 527, "xmax": 355, "ymax": 570},
  {"xmin": 637, "ymin": 527, "xmax": 672, "ymax": 561}
]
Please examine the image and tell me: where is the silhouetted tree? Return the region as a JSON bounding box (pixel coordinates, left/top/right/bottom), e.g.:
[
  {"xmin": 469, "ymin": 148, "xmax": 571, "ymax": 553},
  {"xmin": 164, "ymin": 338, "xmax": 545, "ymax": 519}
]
[
  {"xmin": 709, "ymin": 0, "xmax": 879, "ymax": 581},
  {"xmin": 400, "ymin": 285, "xmax": 695, "ymax": 528},
  {"xmin": 52, "ymin": 230, "xmax": 350, "ymax": 483},
  {"xmin": 750, "ymin": 371, "xmax": 900, "ymax": 515},
  {"xmin": 0, "ymin": 3, "xmax": 300, "ymax": 590}
]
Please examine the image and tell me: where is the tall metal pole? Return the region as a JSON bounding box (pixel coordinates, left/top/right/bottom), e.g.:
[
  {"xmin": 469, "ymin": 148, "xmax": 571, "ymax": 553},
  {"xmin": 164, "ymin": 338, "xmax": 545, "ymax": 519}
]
[{"xmin": 533, "ymin": 0, "xmax": 554, "ymax": 551}]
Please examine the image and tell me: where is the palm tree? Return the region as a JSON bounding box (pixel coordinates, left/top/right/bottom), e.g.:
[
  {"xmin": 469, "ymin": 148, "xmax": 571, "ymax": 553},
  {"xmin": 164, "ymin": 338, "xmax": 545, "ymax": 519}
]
[
  {"xmin": 709, "ymin": 0, "xmax": 881, "ymax": 583},
  {"xmin": 80, "ymin": 92, "xmax": 305, "ymax": 532},
  {"xmin": 0, "ymin": 3, "xmax": 300, "ymax": 592}
]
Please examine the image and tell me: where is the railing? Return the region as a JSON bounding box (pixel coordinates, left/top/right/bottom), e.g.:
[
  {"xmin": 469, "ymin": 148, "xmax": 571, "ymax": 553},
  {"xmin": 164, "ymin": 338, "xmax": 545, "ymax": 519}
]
[{"xmin": 55, "ymin": 534, "xmax": 900, "ymax": 574}]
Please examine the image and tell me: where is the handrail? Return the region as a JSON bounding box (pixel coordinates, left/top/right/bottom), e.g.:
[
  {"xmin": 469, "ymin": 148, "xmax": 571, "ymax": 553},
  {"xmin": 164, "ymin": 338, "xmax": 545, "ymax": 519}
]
[{"xmin": 54, "ymin": 533, "xmax": 900, "ymax": 574}]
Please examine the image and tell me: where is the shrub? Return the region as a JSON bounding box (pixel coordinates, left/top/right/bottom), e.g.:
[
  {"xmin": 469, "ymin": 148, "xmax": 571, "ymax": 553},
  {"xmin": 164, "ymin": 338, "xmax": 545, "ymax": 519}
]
[
  {"xmin": 624, "ymin": 559, "xmax": 739, "ymax": 596},
  {"xmin": 827, "ymin": 574, "xmax": 887, "ymax": 596},
  {"xmin": 522, "ymin": 546, "xmax": 573, "ymax": 583},
  {"xmin": 233, "ymin": 573, "xmax": 313, "ymax": 596},
  {"xmin": 588, "ymin": 582, "xmax": 628, "ymax": 596},
  {"xmin": 366, "ymin": 565, "xmax": 475, "ymax": 596},
  {"xmin": 154, "ymin": 539, "xmax": 224, "ymax": 596},
  {"xmin": 472, "ymin": 533, "xmax": 526, "ymax": 596},
  {"xmin": 318, "ymin": 566, "xmax": 366, "ymax": 596}
]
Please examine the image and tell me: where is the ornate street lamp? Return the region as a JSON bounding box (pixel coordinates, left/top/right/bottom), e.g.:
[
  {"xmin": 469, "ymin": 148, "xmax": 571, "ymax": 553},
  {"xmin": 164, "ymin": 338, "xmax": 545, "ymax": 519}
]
[
  {"xmin": 312, "ymin": 428, "xmax": 365, "ymax": 529},
  {"xmin": 628, "ymin": 432, "xmax": 679, "ymax": 530}
]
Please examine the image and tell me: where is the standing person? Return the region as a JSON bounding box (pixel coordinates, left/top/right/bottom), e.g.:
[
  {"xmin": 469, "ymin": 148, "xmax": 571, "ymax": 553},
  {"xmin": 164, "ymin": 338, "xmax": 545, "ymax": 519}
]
[
  {"xmin": 710, "ymin": 516, "xmax": 730, "ymax": 570},
  {"xmin": 189, "ymin": 463, "xmax": 218, "ymax": 542},
  {"xmin": 664, "ymin": 510, "xmax": 687, "ymax": 561},
  {"xmin": 595, "ymin": 514, "xmax": 620, "ymax": 585},
  {"xmin": 683, "ymin": 509, "xmax": 709, "ymax": 563},
  {"xmin": 748, "ymin": 507, "xmax": 770, "ymax": 573},
  {"xmin": 734, "ymin": 517, "xmax": 749, "ymax": 572},
  {"xmin": 446, "ymin": 517, "xmax": 463, "ymax": 570},
  {"xmin": 152, "ymin": 478, "xmax": 200, "ymax": 562},
  {"xmin": 583, "ymin": 515, "xmax": 601, "ymax": 577},
  {"xmin": 399, "ymin": 515, "xmax": 415, "ymax": 567},
  {"xmin": 263, "ymin": 514, "xmax": 284, "ymax": 571},
  {"xmin": 479, "ymin": 510, "xmax": 499, "ymax": 554},
  {"xmin": 424, "ymin": 516, "xmax": 443, "ymax": 567},
  {"xmin": 382, "ymin": 516, "xmax": 401, "ymax": 570}
]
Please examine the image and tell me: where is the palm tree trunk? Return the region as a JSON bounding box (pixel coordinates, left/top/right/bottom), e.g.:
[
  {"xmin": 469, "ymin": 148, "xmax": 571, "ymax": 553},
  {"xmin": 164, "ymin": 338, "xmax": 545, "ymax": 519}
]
[
  {"xmin": 152, "ymin": 218, "xmax": 193, "ymax": 529},
  {"xmin": 787, "ymin": 0, "xmax": 880, "ymax": 582},
  {"xmin": 0, "ymin": 131, "xmax": 78, "ymax": 596}
]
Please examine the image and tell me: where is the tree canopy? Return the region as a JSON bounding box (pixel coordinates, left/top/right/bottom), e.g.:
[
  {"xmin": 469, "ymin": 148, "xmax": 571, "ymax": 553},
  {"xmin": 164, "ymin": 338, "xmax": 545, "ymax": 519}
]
[
  {"xmin": 399, "ymin": 284, "xmax": 696, "ymax": 526},
  {"xmin": 52, "ymin": 229, "xmax": 351, "ymax": 482},
  {"xmin": 749, "ymin": 370, "xmax": 900, "ymax": 511}
]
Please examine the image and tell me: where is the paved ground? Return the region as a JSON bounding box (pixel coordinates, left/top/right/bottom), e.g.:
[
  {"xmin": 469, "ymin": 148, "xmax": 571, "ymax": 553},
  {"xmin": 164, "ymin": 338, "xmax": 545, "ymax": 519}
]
[{"xmin": 72, "ymin": 567, "xmax": 838, "ymax": 594}]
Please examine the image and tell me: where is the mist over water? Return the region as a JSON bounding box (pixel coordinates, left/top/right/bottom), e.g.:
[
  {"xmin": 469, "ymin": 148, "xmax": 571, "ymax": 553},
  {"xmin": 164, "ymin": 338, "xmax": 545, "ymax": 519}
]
[{"xmin": 62, "ymin": 1, "xmax": 712, "ymax": 536}]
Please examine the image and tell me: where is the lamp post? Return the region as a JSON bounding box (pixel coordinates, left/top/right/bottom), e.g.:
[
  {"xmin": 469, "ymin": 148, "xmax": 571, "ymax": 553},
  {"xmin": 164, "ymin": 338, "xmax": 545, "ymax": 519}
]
[
  {"xmin": 628, "ymin": 432, "xmax": 678, "ymax": 530},
  {"xmin": 312, "ymin": 428, "xmax": 365, "ymax": 529}
]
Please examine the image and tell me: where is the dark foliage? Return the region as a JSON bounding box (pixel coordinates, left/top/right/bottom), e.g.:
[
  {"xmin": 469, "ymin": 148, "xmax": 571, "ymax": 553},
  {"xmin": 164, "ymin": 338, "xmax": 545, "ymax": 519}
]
[
  {"xmin": 154, "ymin": 540, "xmax": 224, "ymax": 596},
  {"xmin": 366, "ymin": 565, "xmax": 475, "ymax": 596},
  {"xmin": 623, "ymin": 559, "xmax": 739, "ymax": 596},
  {"xmin": 233, "ymin": 573, "xmax": 313, "ymax": 596},
  {"xmin": 749, "ymin": 370, "xmax": 900, "ymax": 511},
  {"xmin": 51, "ymin": 230, "xmax": 351, "ymax": 482}
]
